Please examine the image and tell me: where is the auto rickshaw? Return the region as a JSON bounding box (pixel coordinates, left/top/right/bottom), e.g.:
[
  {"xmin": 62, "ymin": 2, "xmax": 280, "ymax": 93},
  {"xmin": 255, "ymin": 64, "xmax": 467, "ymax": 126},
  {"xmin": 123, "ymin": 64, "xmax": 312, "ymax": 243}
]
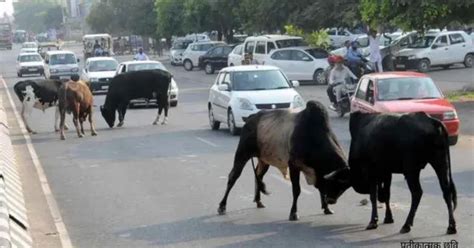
[
  {"xmin": 38, "ymin": 42, "xmax": 60, "ymax": 59},
  {"xmin": 83, "ymin": 34, "xmax": 114, "ymax": 60}
]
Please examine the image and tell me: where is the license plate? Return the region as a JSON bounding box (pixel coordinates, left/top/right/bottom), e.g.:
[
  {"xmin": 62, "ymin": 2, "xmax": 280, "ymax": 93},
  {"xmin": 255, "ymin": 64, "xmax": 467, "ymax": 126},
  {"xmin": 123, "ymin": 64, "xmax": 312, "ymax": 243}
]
[
  {"xmin": 28, "ymin": 68, "xmax": 37, "ymax": 71},
  {"xmin": 60, "ymin": 76, "xmax": 70, "ymax": 79},
  {"xmin": 101, "ymin": 85, "xmax": 109, "ymax": 90},
  {"xmin": 396, "ymin": 64, "xmax": 405, "ymax": 69}
]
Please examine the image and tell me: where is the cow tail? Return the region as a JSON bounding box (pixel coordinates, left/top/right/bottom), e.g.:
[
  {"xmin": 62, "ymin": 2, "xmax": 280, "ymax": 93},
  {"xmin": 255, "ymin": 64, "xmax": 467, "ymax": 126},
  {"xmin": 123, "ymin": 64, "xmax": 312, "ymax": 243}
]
[{"xmin": 432, "ymin": 118, "xmax": 457, "ymax": 211}]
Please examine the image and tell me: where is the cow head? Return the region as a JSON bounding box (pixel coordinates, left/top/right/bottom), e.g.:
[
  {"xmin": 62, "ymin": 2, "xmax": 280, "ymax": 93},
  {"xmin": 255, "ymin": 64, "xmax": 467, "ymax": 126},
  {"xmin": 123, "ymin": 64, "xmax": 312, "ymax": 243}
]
[
  {"xmin": 100, "ymin": 105, "xmax": 115, "ymax": 128},
  {"xmin": 323, "ymin": 167, "xmax": 351, "ymax": 204}
]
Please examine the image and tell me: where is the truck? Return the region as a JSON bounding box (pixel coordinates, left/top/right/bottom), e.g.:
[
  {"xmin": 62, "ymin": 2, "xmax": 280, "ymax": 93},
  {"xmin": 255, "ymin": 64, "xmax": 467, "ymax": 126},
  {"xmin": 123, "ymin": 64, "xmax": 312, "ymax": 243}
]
[{"xmin": 0, "ymin": 22, "xmax": 13, "ymax": 50}]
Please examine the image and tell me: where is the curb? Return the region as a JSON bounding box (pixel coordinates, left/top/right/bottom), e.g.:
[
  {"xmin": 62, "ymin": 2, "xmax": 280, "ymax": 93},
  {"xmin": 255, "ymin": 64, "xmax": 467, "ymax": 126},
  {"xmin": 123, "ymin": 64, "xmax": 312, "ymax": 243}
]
[{"xmin": 0, "ymin": 95, "xmax": 33, "ymax": 248}]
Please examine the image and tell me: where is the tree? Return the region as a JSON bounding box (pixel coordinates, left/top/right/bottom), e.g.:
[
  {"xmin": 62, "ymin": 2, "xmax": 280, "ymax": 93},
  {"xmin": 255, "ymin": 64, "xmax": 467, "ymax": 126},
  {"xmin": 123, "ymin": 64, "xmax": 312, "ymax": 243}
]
[
  {"xmin": 155, "ymin": 0, "xmax": 186, "ymax": 40},
  {"xmin": 86, "ymin": 1, "xmax": 116, "ymax": 33},
  {"xmin": 361, "ymin": 0, "xmax": 474, "ymax": 31},
  {"xmin": 13, "ymin": 0, "xmax": 63, "ymax": 33}
]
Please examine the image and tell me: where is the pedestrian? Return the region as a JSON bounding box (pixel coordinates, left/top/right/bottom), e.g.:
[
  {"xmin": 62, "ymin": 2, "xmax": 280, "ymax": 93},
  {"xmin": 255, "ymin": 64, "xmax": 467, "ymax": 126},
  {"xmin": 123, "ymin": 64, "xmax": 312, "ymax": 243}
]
[
  {"xmin": 134, "ymin": 48, "xmax": 149, "ymax": 61},
  {"xmin": 342, "ymin": 40, "xmax": 351, "ymax": 59},
  {"xmin": 368, "ymin": 27, "xmax": 383, "ymax": 72}
]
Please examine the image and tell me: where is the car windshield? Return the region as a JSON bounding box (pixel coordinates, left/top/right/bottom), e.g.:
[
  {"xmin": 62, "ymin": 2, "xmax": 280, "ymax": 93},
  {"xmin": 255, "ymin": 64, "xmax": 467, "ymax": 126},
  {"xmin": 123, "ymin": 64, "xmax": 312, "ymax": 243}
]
[
  {"xmin": 88, "ymin": 60, "xmax": 118, "ymax": 72},
  {"xmin": 232, "ymin": 70, "xmax": 290, "ymax": 91},
  {"xmin": 409, "ymin": 36, "xmax": 436, "ymax": 48},
  {"xmin": 305, "ymin": 48, "xmax": 329, "ymax": 59},
  {"xmin": 172, "ymin": 40, "xmax": 191, "ymax": 49},
  {"xmin": 19, "ymin": 54, "xmax": 42, "ymax": 62},
  {"xmin": 377, "ymin": 77, "xmax": 442, "ymax": 101},
  {"xmin": 128, "ymin": 63, "xmax": 165, "ymax": 72},
  {"xmin": 22, "ymin": 43, "xmax": 37, "ymax": 48},
  {"xmin": 275, "ymin": 39, "xmax": 307, "ymax": 48},
  {"xmin": 50, "ymin": 54, "xmax": 76, "ymax": 65}
]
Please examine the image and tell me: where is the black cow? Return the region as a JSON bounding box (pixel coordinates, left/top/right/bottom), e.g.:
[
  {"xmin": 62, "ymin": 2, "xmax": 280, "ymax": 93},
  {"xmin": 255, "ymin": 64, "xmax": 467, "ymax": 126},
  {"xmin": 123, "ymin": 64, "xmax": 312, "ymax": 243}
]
[
  {"xmin": 100, "ymin": 70, "xmax": 172, "ymax": 128},
  {"xmin": 13, "ymin": 78, "xmax": 72, "ymax": 133},
  {"xmin": 218, "ymin": 101, "xmax": 351, "ymax": 220},
  {"xmin": 349, "ymin": 111, "xmax": 457, "ymax": 234}
]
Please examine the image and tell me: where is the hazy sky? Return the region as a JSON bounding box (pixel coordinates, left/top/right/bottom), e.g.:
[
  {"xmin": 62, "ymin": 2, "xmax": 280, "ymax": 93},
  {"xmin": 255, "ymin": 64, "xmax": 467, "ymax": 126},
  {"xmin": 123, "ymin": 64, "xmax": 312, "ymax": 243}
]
[{"xmin": 0, "ymin": 0, "xmax": 14, "ymax": 16}]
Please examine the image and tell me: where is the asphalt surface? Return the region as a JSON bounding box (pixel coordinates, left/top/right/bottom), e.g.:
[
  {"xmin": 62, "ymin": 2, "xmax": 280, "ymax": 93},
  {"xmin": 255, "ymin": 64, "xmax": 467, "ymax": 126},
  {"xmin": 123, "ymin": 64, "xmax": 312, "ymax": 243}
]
[{"xmin": 0, "ymin": 43, "xmax": 473, "ymax": 248}]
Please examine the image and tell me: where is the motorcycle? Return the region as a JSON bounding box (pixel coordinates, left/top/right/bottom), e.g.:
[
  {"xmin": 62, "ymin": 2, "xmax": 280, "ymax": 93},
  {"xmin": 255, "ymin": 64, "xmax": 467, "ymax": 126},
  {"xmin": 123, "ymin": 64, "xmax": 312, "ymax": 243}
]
[{"xmin": 329, "ymin": 78, "xmax": 358, "ymax": 117}]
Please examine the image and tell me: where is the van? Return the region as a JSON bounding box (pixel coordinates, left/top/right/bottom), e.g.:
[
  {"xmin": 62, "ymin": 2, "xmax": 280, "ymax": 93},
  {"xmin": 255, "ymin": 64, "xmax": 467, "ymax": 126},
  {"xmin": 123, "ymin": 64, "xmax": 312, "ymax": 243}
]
[
  {"xmin": 242, "ymin": 35, "xmax": 306, "ymax": 64},
  {"xmin": 395, "ymin": 31, "xmax": 474, "ymax": 72},
  {"xmin": 44, "ymin": 50, "xmax": 80, "ymax": 79}
]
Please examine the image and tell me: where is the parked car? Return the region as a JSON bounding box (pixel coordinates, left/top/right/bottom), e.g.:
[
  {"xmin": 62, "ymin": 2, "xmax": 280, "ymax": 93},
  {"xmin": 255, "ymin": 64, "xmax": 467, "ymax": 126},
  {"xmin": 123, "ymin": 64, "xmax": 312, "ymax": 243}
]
[
  {"xmin": 228, "ymin": 44, "xmax": 244, "ymax": 66},
  {"xmin": 115, "ymin": 60, "xmax": 179, "ymax": 107},
  {"xmin": 185, "ymin": 33, "xmax": 210, "ymax": 42},
  {"xmin": 16, "ymin": 53, "xmax": 44, "ymax": 77},
  {"xmin": 198, "ymin": 45, "xmax": 235, "ymax": 74},
  {"xmin": 263, "ymin": 46, "xmax": 329, "ymax": 85},
  {"xmin": 170, "ymin": 38, "xmax": 193, "ymax": 66},
  {"xmin": 208, "ymin": 65, "xmax": 304, "ymax": 135},
  {"xmin": 327, "ymin": 28, "xmax": 365, "ymax": 48},
  {"xmin": 182, "ymin": 41, "xmax": 226, "ymax": 71},
  {"xmin": 43, "ymin": 50, "xmax": 80, "ymax": 80},
  {"xmin": 242, "ymin": 35, "xmax": 306, "ymax": 64},
  {"xmin": 350, "ymin": 71, "xmax": 459, "ymax": 145},
  {"xmin": 394, "ymin": 31, "xmax": 474, "ymax": 72},
  {"xmin": 81, "ymin": 57, "xmax": 118, "ymax": 94}
]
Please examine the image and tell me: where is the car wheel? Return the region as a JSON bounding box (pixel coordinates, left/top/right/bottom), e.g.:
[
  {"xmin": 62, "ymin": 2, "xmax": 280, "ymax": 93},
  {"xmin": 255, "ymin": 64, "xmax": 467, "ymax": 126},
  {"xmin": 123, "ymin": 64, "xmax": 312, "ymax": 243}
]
[
  {"xmin": 170, "ymin": 101, "xmax": 178, "ymax": 107},
  {"xmin": 171, "ymin": 61, "xmax": 176, "ymax": 66},
  {"xmin": 184, "ymin": 60, "xmax": 193, "ymax": 71},
  {"xmin": 230, "ymin": 63, "xmax": 234, "ymax": 66},
  {"xmin": 208, "ymin": 106, "xmax": 220, "ymax": 130},
  {"xmin": 313, "ymin": 69, "xmax": 325, "ymax": 85},
  {"xmin": 464, "ymin": 54, "xmax": 473, "ymax": 68},
  {"xmin": 205, "ymin": 63, "xmax": 214, "ymax": 74},
  {"xmin": 17, "ymin": 72, "xmax": 21, "ymax": 77},
  {"xmin": 227, "ymin": 110, "xmax": 240, "ymax": 136},
  {"xmin": 417, "ymin": 59, "xmax": 430, "ymax": 72},
  {"xmin": 449, "ymin": 135, "xmax": 458, "ymax": 146},
  {"xmin": 442, "ymin": 64, "xmax": 451, "ymax": 70}
]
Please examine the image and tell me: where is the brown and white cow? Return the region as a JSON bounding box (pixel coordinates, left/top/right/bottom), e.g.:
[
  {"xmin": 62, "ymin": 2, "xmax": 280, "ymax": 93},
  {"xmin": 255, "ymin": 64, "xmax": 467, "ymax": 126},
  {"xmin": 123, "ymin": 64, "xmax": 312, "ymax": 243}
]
[
  {"xmin": 218, "ymin": 101, "xmax": 351, "ymax": 220},
  {"xmin": 58, "ymin": 80, "xmax": 97, "ymax": 140}
]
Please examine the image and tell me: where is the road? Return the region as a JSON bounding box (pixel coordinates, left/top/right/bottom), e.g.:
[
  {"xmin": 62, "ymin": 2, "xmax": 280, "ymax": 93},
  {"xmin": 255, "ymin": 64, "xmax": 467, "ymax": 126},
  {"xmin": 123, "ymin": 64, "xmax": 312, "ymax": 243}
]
[{"xmin": 0, "ymin": 43, "xmax": 473, "ymax": 248}]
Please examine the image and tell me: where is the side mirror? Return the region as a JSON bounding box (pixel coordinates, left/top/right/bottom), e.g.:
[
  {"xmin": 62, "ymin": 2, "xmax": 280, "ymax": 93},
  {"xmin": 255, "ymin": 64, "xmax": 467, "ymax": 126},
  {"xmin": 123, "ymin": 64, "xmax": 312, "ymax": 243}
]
[
  {"xmin": 218, "ymin": 84, "xmax": 230, "ymax": 91},
  {"xmin": 291, "ymin": 80, "xmax": 300, "ymax": 87},
  {"xmin": 77, "ymin": 58, "xmax": 80, "ymax": 62},
  {"xmin": 45, "ymin": 60, "xmax": 49, "ymax": 64},
  {"xmin": 432, "ymin": 44, "xmax": 438, "ymax": 49}
]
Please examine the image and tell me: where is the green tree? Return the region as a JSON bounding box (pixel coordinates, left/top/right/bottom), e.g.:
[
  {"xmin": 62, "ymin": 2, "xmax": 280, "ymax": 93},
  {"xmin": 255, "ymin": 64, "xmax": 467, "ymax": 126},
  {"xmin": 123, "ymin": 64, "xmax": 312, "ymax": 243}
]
[
  {"xmin": 86, "ymin": 1, "xmax": 116, "ymax": 33},
  {"xmin": 13, "ymin": 0, "xmax": 63, "ymax": 33},
  {"xmin": 155, "ymin": 0, "xmax": 186, "ymax": 40}
]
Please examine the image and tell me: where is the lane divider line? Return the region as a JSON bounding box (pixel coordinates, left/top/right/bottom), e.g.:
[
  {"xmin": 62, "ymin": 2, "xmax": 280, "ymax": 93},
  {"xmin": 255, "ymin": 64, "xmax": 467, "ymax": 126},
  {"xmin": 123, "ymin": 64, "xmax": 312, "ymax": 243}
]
[
  {"xmin": 1, "ymin": 76, "xmax": 73, "ymax": 248},
  {"xmin": 195, "ymin": 136, "xmax": 218, "ymax": 147}
]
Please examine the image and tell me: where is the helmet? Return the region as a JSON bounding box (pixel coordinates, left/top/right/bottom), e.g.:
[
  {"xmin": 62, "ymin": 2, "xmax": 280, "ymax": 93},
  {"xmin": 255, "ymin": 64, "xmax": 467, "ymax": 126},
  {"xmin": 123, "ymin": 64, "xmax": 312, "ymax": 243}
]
[
  {"xmin": 328, "ymin": 55, "xmax": 337, "ymax": 64},
  {"xmin": 333, "ymin": 55, "xmax": 344, "ymax": 63}
]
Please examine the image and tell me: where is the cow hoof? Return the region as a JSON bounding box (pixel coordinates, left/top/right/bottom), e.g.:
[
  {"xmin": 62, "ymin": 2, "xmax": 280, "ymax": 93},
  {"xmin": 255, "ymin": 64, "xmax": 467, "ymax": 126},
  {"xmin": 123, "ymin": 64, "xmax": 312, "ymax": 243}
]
[
  {"xmin": 289, "ymin": 213, "xmax": 299, "ymax": 221},
  {"xmin": 256, "ymin": 202, "xmax": 265, "ymax": 208},
  {"xmin": 152, "ymin": 122, "xmax": 158, "ymax": 126},
  {"xmin": 161, "ymin": 122, "xmax": 167, "ymax": 125},
  {"xmin": 92, "ymin": 132, "xmax": 98, "ymax": 136},
  {"xmin": 60, "ymin": 136, "xmax": 65, "ymax": 140},
  {"xmin": 64, "ymin": 125, "xmax": 69, "ymax": 130},
  {"xmin": 55, "ymin": 129, "xmax": 59, "ymax": 132},
  {"xmin": 117, "ymin": 122, "xmax": 124, "ymax": 127},
  {"xmin": 446, "ymin": 225, "xmax": 457, "ymax": 235},
  {"xmin": 217, "ymin": 206, "xmax": 226, "ymax": 215},
  {"xmin": 384, "ymin": 217, "xmax": 394, "ymax": 224},
  {"xmin": 399, "ymin": 225, "xmax": 411, "ymax": 234},
  {"xmin": 366, "ymin": 222, "xmax": 378, "ymax": 230},
  {"xmin": 78, "ymin": 134, "xmax": 84, "ymax": 138},
  {"xmin": 324, "ymin": 208, "xmax": 334, "ymax": 215}
]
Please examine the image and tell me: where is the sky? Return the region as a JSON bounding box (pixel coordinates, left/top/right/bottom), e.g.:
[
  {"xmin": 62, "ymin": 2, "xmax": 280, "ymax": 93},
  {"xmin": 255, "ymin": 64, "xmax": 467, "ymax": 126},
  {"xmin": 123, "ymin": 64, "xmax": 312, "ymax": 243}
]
[{"xmin": 0, "ymin": 0, "xmax": 14, "ymax": 16}]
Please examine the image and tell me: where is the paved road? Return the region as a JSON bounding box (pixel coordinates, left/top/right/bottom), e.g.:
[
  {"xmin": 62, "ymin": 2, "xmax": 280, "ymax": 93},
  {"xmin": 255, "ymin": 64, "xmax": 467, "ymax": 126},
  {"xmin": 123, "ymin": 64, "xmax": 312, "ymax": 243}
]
[{"xmin": 0, "ymin": 44, "xmax": 473, "ymax": 248}]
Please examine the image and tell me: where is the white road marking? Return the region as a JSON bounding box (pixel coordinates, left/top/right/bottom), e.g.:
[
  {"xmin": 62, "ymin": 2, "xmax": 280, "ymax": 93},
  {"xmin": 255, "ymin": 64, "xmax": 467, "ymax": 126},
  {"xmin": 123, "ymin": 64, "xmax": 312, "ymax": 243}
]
[
  {"xmin": 179, "ymin": 87, "xmax": 210, "ymax": 93},
  {"xmin": 270, "ymin": 174, "xmax": 313, "ymax": 195},
  {"xmin": 195, "ymin": 136, "xmax": 218, "ymax": 147},
  {"xmin": 1, "ymin": 77, "xmax": 74, "ymax": 248}
]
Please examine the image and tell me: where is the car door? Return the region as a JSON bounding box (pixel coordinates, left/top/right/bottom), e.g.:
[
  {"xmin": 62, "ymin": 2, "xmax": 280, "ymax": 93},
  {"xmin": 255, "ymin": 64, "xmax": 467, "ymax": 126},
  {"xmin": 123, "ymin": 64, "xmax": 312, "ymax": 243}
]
[
  {"xmin": 210, "ymin": 72, "xmax": 224, "ymax": 120},
  {"xmin": 253, "ymin": 41, "xmax": 267, "ymax": 64},
  {"xmin": 430, "ymin": 35, "xmax": 449, "ymax": 65},
  {"xmin": 268, "ymin": 50, "xmax": 293, "ymax": 78},
  {"xmin": 210, "ymin": 46, "xmax": 224, "ymax": 68},
  {"xmin": 351, "ymin": 77, "xmax": 376, "ymax": 112},
  {"xmin": 220, "ymin": 47, "xmax": 233, "ymax": 69},
  {"xmin": 448, "ymin": 33, "xmax": 468, "ymax": 63},
  {"xmin": 214, "ymin": 72, "xmax": 232, "ymax": 120},
  {"xmin": 290, "ymin": 50, "xmax": 314, "ymax": 80}
]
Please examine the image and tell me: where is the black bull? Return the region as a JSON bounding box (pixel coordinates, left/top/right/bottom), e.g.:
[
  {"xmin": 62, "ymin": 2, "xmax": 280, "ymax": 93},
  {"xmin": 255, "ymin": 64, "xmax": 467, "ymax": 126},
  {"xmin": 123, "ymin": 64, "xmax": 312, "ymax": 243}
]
[
  {"xmin": 100, "ymin": 69, "xmax": 172, "ymax": 128},
  {"xmin": 349, "ymin": 111, "xmax": 457, "ymax": 234},
  {"xmin": 218, "ymin": 101, "xmax": 351, "ymax": 220}
]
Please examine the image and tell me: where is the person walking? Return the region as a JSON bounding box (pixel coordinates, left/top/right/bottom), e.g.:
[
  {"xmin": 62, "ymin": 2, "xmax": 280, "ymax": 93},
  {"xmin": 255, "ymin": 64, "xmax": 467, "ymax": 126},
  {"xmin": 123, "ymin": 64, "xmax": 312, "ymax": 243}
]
[
  {"xmin": 134, "ymin": 48, "xmax": 149, "ymax": 61},
  {"xmin": 368, "ymin": 27, "xmax": 383, "ymax": 72}
]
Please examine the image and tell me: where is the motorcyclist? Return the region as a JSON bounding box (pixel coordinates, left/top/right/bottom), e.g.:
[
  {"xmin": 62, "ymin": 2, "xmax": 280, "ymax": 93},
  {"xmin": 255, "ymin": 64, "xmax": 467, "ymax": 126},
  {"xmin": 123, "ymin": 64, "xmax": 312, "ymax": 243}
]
[
  {"xmin": 134, "ymin": 48, "xmax": 149, "ymax": 61},
  {"xmin": 346, "ymin": 41, "xmax": 364, "ymax": 77},
  {"xmin": 327, "ymin": 55, "xmax": 357, "ymax": 109}
]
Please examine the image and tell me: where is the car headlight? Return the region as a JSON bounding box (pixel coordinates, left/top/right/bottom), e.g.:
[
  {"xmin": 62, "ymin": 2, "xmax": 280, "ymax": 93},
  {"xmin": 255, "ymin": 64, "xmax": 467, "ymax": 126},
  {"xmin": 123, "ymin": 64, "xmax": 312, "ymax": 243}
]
[
  {"xmin": 238, "ymin": 98, "xmax": 254, "ymax": 110},
  {"xmin": 90, "ymin": 78, "xmax": 99, "ymax": 82},
  {"xmin": 50, "ymin": 69, "xmax": 58, "ymax": 73},
  {"xmin": 443, "ymin": 110, "xmax": 457, "ymax": 120},
  {"xmin": 171, "ymin": 79, "xmax": 178, "ymax": 90},
  {"xmin": 292, "ymin": 95, "xmax": 305, "ymax": 109},
  {"xmin": 408, "ymin": 55, "xmax": 417, "ymax": 59},
  {"xmin": 71, "ymin": 68, "xmax": 79, "ymax": 72}
]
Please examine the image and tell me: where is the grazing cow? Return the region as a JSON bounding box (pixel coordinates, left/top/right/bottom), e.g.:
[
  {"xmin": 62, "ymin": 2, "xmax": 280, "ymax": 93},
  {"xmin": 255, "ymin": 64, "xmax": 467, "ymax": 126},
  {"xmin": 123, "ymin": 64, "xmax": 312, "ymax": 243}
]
[
  {"xmin": 58, "ymin": 80, "xmax": 97, "ymax": 140},
  {"xmin": 100, "ymin": 70, "xmax": 172, "ymax": 128},
  {"xmin": 349, "ymin": 111, "xmax": 457, "ymax": 234},
  {"xmin": 218, "ymin": 101, "xmax": 351, "ymax": 220}
]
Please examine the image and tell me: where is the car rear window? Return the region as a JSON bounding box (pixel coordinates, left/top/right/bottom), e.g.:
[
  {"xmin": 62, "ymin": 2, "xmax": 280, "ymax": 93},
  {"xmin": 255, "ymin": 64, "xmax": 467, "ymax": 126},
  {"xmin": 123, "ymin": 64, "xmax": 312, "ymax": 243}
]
[
  {"xmin": 377, "ymin": 77, "xmax": 442, "ymax": 101},
  {"xmin": 275, "ymin": 39, "xmax": 307, "ymax": 48},
  {"xmin": 305, "ymin": 48, "xmax": 329, "ymax": 59},
  {"xmin": 50, "ymin": 54, "xmax": 76, "ymax": 65},
  {"xmin": 19, "ymin": 54, "xmax": 42, "ymax": 62},
  {"xmin": 128, "ymin": 63, "xmax": 165, "ymax": 72}
]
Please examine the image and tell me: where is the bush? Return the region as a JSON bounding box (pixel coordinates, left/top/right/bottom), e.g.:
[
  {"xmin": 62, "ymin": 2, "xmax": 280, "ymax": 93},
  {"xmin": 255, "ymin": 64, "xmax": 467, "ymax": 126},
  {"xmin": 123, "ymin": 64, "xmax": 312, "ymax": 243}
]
[{"xmin": 284, "ymin": 24, "xmax": 330, "ymax": 50}]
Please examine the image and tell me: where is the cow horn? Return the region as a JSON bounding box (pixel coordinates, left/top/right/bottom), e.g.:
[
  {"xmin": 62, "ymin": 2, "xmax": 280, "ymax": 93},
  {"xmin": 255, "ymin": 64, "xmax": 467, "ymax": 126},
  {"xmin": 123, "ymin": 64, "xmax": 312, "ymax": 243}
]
[{"xmin": 324, "ymin": 167, "xmax": 348, "ymax": 180}]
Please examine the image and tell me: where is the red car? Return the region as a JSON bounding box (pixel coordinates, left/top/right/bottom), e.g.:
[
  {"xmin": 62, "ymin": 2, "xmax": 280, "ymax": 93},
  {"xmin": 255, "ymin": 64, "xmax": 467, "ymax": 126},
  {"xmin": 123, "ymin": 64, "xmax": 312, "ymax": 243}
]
[{"xmin": 351, "ymin": 71, "xmax": 460, "ymax": 145}]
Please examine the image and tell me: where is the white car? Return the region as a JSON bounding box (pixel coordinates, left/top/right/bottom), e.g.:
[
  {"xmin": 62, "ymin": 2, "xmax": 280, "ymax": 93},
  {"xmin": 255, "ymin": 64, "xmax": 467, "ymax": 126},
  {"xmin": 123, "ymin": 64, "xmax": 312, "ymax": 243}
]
[
  {"xmin": 208, "ymin": 65, "xmax": 304, "ymax": 135},
  {"xmin": 43, "ymin": 50, "xmax": 80, "ymax": 80},
  {"xmin": 182, "ymin": 41, "xmax": 226, "ymax": 71},
  {"xmin": 227, "ymin": 44, "xmax": 243, "ymax": 66},
  {"xmin": 115, "ymin": 60, "xmax": 179, "ymax": 107},
  {"xmin": 16, "ymin": 53, "xmax": 44, "ymax": 77},
  {"xmin": 20, "ymin": 48, "xmax": 38, "ymax": 54},
  {"xmin": 327, "ymin": 28, "xmax": 365, "ymax": 48},
  {"xmin": 243, "ymin": 35, "xmax": 306, "ymax": 64},
  {"xmin": 22, "ymin": 42, "xmax": 38, "ymax": 49},
  {"xmin": 263, "ymin": 47, "xmax": 330, "ymax": 85},
  {"xmin": 81, "ymin": 57, "xmax": 118, "ymax": 94},
  {"xmin": 395, "ymin": 31, "xmax": 474, "ymax": 72},
  {"xmin": 331, "ymin": 34, "xmax": 397, "ymax": 57}
]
